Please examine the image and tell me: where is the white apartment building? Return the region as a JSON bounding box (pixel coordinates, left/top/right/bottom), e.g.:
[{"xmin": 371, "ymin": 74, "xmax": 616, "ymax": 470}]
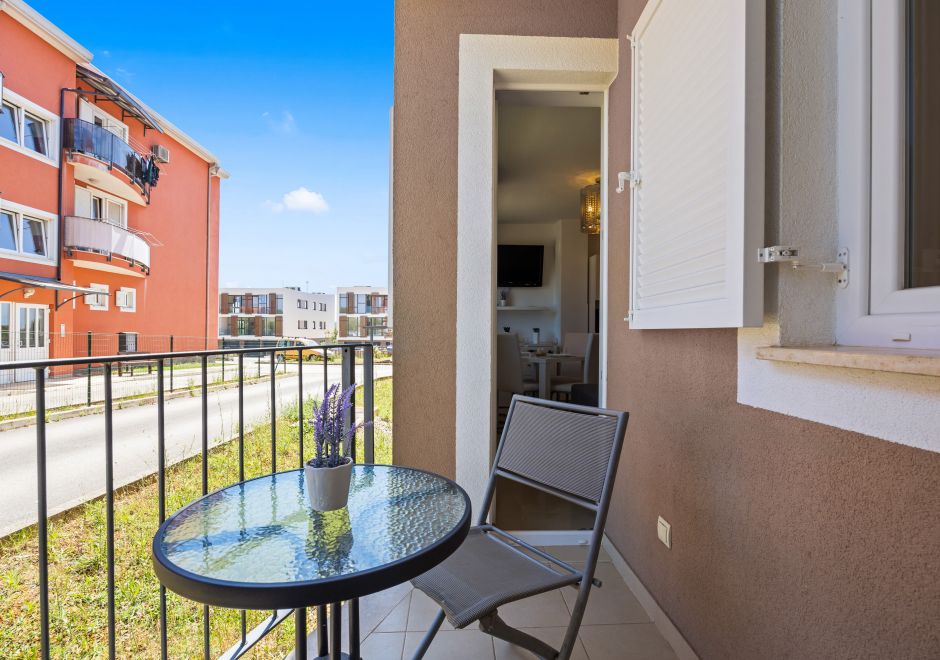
[
  {"xmin": 336, "ymin": 286, "xmax": 390, "ymax": 348},
  {"xmin": 219, "ymin": 287, "xmax": 334, "ymax": 342}
]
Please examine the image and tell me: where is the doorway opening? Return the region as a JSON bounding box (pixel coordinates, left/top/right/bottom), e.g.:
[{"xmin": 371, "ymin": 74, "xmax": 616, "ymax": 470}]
[{"xmin": 493, "ymin": 90, "xmax": 604, "ymax": 530}]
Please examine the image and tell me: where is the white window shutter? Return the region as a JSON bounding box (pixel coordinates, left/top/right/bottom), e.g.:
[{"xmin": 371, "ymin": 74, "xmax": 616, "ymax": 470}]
[
  {"xmin": 74, "ymin": 187, "xmax": 92, "ymax": 218},
  {"xmin": 629, "ymin": 0, "xmax": 765, "ymax": 329}
]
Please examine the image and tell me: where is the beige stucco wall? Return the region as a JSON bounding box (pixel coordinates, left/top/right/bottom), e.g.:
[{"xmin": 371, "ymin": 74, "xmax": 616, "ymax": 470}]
[
  {"xmin": 393, "ymin": 0, "xmax": 940, "ymax": 658},
  {"xmin": 392, "ymin": 0, "xmax": 618, "ymax": 476}
]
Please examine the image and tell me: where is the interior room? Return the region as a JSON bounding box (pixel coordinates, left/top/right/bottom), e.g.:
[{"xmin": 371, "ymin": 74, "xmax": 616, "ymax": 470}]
[{"xmin": 493, "ymin": 89, "xmax": 603, "ymax": 530}]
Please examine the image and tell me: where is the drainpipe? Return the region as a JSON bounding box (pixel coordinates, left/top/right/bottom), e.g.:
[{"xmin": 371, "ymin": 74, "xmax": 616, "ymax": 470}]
[{"xmin": 56, "ymin": 87, "xmax": 67, "ymax": 284}]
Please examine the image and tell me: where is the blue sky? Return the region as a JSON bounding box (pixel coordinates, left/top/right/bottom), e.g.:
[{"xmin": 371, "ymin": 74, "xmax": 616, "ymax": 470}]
[{"xmin": 30, "ymin": 0, "xmax": 393, "ymax": 293}]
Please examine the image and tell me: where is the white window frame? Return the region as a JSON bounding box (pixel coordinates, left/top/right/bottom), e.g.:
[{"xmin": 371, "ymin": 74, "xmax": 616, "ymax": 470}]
[
  {"xmin": 79, "ymin": 98, "xmax": 129, "ymax": 142},
  {"xmin": 837, "ymin": 0, "xmax": 940, "ymax": 349},
  {"xmin": 87, "ymin": 283, "xmax": 109, "ymax": 311},
  {"xmin": 0, "ymin": 87, "xmax": 59, "ymax": 166},
  {"xmin": 116, "ymin": 287, "xmax": 136, "ymax": 312},
  {"xmin": 0, "ymin": 199, "xmax": 57, "ymax": 264},
  {"xmin": 75, "ymin": 186, "xmax": 128, "ymax": 228}
]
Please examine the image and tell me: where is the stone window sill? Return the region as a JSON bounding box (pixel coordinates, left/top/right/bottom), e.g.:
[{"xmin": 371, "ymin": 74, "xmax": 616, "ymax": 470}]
[{"xmin": 755, "ymin": 345, "xmax": 940, "ymax": 377}]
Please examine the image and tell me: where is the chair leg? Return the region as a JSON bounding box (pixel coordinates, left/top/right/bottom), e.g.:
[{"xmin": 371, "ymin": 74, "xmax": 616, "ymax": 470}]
[
  {"xmin": 410, "ymin": 608, "xmax": 445, "ymax": 660},
  {"xmin": 479, "ymin": 612, "xmax": 559, "ymax": 659}
]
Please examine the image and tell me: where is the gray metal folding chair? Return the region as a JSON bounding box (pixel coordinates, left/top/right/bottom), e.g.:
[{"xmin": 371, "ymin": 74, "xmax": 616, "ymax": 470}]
[{"xmin": 410, "ymin": 395, "xmax": 629, "ymax": 659}]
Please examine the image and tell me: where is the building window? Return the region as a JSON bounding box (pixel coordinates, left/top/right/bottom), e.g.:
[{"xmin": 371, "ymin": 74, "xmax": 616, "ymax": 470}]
[
  {"xmin": 346, "ymin": 316, "xmax": 360, "ymax": 336},
  {"xmin": 0, "ymin": 206, "xmax": 52, "ymax": 260},
  {"xmin": 320, "ymin": 302, "xmax": 326, "ymax": 311},
  {"xmin": 355, "ymin": 294, "xmax": 370, "ymax": 314},
  {"xmin": 17, "ymin": 306, "xmax": 45, "ymax": 349},
  {"xmin": 320, "ymin": 321, "xmax": 326, "ymax": 329},
  {"xmin": 116, "ymin": 287, "xmax": 136, "ymax": 312},
  {"xmin": 339, "ymin": 293, "xmax": 349, "ymax": 314},
  {"xmin": 261, "ymin": 317, "xmax": 276, "ymax": 336},
  {"xmin": 297, "ymin": 299, "xmax": 308, "ymax": 309},
  {"xmin": 87, "ymin": 283, "xmax": 109, "ymax": 311},
  {"xmin": 229, "ymin": 295, "xmax": 242, "ymax": 314},
  {"xmin": 275, "ymin": 294, "xmax": 284, "ymax": 314},
  {"xmin": 253, "ymin": 295, "xmax": 270, "ymax": 314},
  {"xmin": 0, "ymin": 88, "xmax": 57, "ymax": 163},
  {"xmin": 118, "ymin": 332, "xmax": 138, "ymax": 353},
  {"xmin": 838, "ymin": 0, "xmax": 940, "ymax": 348},
  {"xmin": 298, "ymin": 319, "xmax": 307, "ymax": 329}
]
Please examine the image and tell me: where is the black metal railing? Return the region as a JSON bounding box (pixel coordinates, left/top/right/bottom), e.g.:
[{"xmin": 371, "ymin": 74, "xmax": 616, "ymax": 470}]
[
  {"xmin": 63, "ymin": 118, "xmax": 158, "ymax": 200},
  {"xmin": 3, "ymin": 342, "xmax": 375, "ymax": 659}
]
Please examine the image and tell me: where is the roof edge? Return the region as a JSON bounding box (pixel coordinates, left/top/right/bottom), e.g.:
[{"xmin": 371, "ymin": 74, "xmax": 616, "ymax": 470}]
[{"xmin": 0, "ymin": 0, "xmax": 92, "ymax": 62}]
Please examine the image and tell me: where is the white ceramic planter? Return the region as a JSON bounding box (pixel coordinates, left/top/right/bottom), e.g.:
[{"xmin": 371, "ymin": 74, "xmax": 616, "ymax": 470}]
[{"xmin": 304, "ymin": 458, "xmax": 353, "ymax": 511}]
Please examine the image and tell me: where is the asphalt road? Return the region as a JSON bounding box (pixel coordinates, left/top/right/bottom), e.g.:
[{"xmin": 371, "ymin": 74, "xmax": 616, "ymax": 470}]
[{"xmin": 0, "ymin": 363, "xmax": 392, "ymax": 537}]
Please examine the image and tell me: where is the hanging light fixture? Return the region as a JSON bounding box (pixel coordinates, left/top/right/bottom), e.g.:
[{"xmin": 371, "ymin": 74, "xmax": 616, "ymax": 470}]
[{"xmin": 580, "ymin": 177, "xmax": 601, "ymax": 235}]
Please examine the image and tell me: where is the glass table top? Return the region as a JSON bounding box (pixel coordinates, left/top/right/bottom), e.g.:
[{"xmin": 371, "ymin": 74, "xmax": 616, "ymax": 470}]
[{"xmin": 155, "ymin": 465, "xmax": 469, "ymax": 586}]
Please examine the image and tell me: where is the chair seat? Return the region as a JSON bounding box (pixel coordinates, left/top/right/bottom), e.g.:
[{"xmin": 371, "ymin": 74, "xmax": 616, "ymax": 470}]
[
  {"xmin": 552, "ymin": 380, "xmax": 580, "ymax": 394},
  {"xmin": 522, "ymin": 380, "xmax": 538, "ymax": 392},
  {"xmin": 411, "ymin": 528, "xmax": 580, "ymax": 629}
]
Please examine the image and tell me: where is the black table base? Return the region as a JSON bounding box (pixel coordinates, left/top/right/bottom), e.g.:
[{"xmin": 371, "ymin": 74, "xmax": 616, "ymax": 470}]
[{"xmin": 297, "ymin": 600, "xmax": 360, "ymax": 660}]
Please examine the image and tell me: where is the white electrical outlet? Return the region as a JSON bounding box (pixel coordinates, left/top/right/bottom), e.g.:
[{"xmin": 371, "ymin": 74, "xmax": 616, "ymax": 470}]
[{"xmin": 657, "ymin": 516, "xmax": 671, "ymax": 549}]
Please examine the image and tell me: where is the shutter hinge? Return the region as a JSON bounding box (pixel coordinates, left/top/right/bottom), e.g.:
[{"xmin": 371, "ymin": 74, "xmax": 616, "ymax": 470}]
[
  {"xmin": 625, "ymin": 310, "xmax": 634, "ymax": 323},
  {"xmin": 757, "ymin": 245, "xmax": 849, "ymax": 288},
  {"xmin": 616, "ymin": 171, "xmax": 641, "ymax": 194}
]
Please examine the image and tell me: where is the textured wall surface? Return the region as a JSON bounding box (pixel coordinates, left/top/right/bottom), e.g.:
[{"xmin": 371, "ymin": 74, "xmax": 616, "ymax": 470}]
[
  {"xmin": 392, "ymin": 0, "xmax": 618, "ymax": 476},
  {"xmin": 604, "ymin": 1, "xmax": 940, "ymax": 658}
]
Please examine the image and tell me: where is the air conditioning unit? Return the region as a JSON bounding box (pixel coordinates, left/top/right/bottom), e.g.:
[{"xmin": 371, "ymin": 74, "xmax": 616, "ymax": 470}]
[{"xmin": 151, "ymin": 144, "xmax": 170, "ymax": 163}]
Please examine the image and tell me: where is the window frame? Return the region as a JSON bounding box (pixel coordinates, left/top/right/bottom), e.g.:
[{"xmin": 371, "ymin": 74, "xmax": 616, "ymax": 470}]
[
  {"xmin": 0, "ymin": 87, "xmax": 58, "ymax": 165},
  {"xmin": 836, "ymin": 0, "xmax": 940, "ymax": 349},
  {"xmin": 0, "ymin": 200, "xmax": 57, "ymax": 264},
  {"xmin": 117, "ymin": 287, "xmax": 137, "ymax": 312},
  {"xmin": 87, "ymin": 283, "xmax": 109, "ymax": 311}
]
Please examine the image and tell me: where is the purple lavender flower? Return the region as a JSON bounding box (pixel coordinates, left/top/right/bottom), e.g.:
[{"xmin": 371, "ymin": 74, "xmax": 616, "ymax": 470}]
[{"xmin": 307, "ymin": 384, "xmax": 370, "ymax": 468}]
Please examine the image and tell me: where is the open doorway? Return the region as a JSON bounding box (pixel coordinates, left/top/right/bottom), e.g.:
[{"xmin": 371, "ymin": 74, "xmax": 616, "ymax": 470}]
[{"xmin": 493, "ymin": 90, "xmax": 603, "ymax": 530}]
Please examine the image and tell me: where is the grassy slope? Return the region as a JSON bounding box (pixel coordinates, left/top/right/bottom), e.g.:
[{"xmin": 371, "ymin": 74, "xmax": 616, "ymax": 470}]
[{"xmin": 0, "ymin": 383, "xmax": 392, "ymax": 659}]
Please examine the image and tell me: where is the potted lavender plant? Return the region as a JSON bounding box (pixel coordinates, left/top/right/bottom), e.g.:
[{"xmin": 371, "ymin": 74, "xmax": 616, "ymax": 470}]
[{"xmin": 304, "ymin": 384, "xmax": 360, "ymax": 511}]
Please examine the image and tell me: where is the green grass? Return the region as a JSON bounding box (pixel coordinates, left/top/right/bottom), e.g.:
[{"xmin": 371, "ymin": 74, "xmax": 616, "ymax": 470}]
[
  {"xmin": 0, "ymin": 384, "xmax": 393, "ymax": 659},
  {"xmin": 359, "ymin": 376, "xmax": 393, "ymax": 422}
]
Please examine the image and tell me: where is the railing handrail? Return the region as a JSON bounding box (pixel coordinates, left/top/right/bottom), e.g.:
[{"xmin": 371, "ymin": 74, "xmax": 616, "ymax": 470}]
[
  {"xmin": 65, "ymin": 214, "xmax": 133, "ymax": 233},
  {"xmin": 0, "ymin": 342, "xmax": 374, "ymax": 370},
  {"xmin": 65, "ymin": 116, "xmax": 143, "ymax": 156}
]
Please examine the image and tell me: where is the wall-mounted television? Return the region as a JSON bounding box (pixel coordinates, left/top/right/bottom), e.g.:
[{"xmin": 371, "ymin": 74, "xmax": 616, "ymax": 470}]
[{"xmin": 497, "ymin": 244, "xmax": 544, "ymax": 287}]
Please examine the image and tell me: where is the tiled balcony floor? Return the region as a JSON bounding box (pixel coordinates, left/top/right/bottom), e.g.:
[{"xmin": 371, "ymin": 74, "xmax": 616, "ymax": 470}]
[{"xmin": 288, "ymin": 546, "xmax": 677, "ymax": 660}]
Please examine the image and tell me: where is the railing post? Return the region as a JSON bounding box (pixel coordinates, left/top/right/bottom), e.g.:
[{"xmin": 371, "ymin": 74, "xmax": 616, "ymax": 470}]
[
  {"xmin": 86, "ymin": 331, "xmax": 92, "ymax": 407},
  {"xmin": 363, "ymin": 344, "xmax": 374, "ymax": 463},
  {"xmin": 157, "ymin": 359, "xmax": 168, "ymax": 660},
  {"xmin": 341, "ymin": 346, "xmax": 355, "ymax": 462},
  {"xmin": 169, "ymin": 335, "xmax": 174, "ymax": 392},
  {"xmin": 104, "ymin": 364, "xmax": 116, "ymax": 660},
  {"xmin": 35, "ymin": 367, "xmax": 50, "ymax": 659},
  {"xmin": 298, "ymin": 348, "xmax": 304, "ymax": 467}
]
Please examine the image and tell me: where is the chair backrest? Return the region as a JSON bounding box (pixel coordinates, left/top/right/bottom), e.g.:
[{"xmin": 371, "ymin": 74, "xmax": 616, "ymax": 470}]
[
  {"xmin": 496, "ymin": 333, "xmax": 525, "ymax": 394},
  {"xmin": 562, "ymin": 332, "xmax": 591, "ymax": 357},
  {"xmin": 483, "ymin": 395, "xmax": 628, "ymax": 518},
  {"xmin": 582, "ymin": 333, "xmax": 599, "ymax": 385}
]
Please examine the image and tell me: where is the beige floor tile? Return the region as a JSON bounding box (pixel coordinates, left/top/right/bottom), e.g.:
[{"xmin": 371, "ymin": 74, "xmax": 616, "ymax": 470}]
[
  {"xmin": 561, "ymin": 563, "xmax": 649, "ymax": 625},
  {"xmin": 375, "ymin": 590, "xmax": 413, "ymax": 633},
  {"xmin": 407, "ymin": 589, "xmax": 455, "ymax": 632},
  {"xmin": 579, "ymin": 623, "xmax": 677, "ymax": 660},
  {"xmin": 361, "ymin": 631, "xmax": 406, "ymax": 660},
  {"xmin": 359, "ymin": 585, "xmax": 414, "ymax": 635},
  {"xmin": 492, "ymin": 626, "xmax": 588, "ymax": 660},
  {"xmin": 537, "ymin": 545, "xmax": 610, "ymax": 563},
  {"xmin": 497, "ymin": 589, "xmax": 572, "ymax": 629},
  {"xmin": 402, "ymin": 629, "xmax": 495, "ymax": 660}
]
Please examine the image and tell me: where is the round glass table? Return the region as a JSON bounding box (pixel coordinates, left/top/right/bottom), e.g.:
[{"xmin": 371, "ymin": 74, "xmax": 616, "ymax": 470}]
[{"xmin": 152, "ymin": 464, "xmax": 471, "ymax": 659}]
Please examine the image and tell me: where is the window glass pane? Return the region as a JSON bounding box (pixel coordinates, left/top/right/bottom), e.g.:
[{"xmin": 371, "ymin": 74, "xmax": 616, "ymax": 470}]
[
  {"xmin": 18, "ymin": 308, "xmax": 27, "ymax": 348},
  {"xmin": 0, "ymin": 212, "xmax": 17, "ymax": 251},
  {"xmin": 0, "ymin": 103, "xmax": 18, "ymax": 143},
  {"xmin": 21, "ymin": 217, "xmax": 46, "ymax": 256},
  {"xmin": 38, "ymin": 310, "xmax": 44, "ymax": 347},
  {"xmin": 907, "ymin": 0, "xmax": 940, "ymax": 289},
  {"xmin": 0, "ymin": 303, "xmax": 9, "ymax": 349},
  {"xmin": 23, "ymin": 114, "xmax": 47, "ymax": 156},
  {"xmin": 28, "ymin": 309, "xmax": 37, "ymax": 348},
  {"xmin": 106, "ymin": 200, "xmax": 124, "ymax": 225}
]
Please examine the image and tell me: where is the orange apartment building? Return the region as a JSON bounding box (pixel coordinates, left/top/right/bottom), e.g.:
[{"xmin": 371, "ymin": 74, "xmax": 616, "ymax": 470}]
[{"xmin": 0, "ymin": 0, "xmax": 224, "ymax": 378}]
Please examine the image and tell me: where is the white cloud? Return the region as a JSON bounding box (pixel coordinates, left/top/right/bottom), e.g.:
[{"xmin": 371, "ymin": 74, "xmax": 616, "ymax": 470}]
[
  {"xmin": 262, "ymin": 110, "xmax": 296, "ymax": 134},
  {"xmin": 264, "ymin": 187, "xmax": 329, "ymax": 214}
]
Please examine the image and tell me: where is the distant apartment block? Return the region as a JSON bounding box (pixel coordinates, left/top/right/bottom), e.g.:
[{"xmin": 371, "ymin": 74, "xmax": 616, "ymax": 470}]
[
  {"xmin": 219, "ymin": 287, "xmax": 334, "ymax": 342},
  {"xmin": 336, "ymin": 286, "xmax": 390, "ymax": 347}
]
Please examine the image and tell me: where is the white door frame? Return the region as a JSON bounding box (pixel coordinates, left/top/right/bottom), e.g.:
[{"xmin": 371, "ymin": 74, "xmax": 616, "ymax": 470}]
[{"xmin": 456, "ymin": 34, "xmax": 619, "ymax": 515}]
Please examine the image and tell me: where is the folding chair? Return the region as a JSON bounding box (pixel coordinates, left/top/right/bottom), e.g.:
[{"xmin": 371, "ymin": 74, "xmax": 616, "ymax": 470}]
[{"xmin": 410, "ymin": 395, "xmax": 629, "ymax": 659}]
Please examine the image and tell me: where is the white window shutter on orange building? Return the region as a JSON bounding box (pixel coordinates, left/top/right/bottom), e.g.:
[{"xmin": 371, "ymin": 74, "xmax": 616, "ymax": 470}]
[{"xmin": 628, "ymin": 0, "xmax": 765, "ymax": 328}]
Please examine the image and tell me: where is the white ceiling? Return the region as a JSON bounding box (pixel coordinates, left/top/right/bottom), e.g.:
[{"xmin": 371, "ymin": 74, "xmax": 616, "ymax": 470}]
[{"xmin": 497, "ymin": 91, "xmax": 602, "ymax": 224}]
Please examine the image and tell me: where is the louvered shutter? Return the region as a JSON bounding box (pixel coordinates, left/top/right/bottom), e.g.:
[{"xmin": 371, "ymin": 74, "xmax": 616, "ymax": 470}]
[
  {"xmin": 629, "ymin": 0, "xmax": 765, "ymax": 328},
  {"xmin": 220, "ymin": 293, "xmax": 229, "ymax": 314},
  {"xmin": 74, "ymin": 187, "xmax": 92, "ymax": 218}
]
